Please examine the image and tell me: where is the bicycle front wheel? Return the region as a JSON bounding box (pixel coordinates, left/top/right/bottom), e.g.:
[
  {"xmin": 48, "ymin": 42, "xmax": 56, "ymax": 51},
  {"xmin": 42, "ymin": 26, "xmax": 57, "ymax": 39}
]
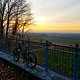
[
  {"xmin": 26, "ymin": 52, "xmax": 37, "ymax": 69},
  {"xmin": 13, "ymin": 48, "xmax": 19, "ymax": 62}
]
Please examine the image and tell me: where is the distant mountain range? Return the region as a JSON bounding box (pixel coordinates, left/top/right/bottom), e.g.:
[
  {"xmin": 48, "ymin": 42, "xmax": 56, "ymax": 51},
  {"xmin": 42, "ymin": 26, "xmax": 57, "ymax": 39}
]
[{"xmin": 26, "ymin": 32, "xmax": 80, "ymax": 37}]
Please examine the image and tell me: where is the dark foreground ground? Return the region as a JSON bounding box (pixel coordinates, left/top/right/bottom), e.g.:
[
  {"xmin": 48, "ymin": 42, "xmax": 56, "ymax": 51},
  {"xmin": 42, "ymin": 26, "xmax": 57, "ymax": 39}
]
[{"xmin": 0, "ymin": 59, "xmax": 29, "ymax": 80}]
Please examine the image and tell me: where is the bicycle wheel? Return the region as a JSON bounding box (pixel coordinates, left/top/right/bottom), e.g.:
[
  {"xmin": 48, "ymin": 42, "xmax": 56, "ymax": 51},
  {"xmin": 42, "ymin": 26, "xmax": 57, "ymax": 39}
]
[
  {"xmin": 13, "ymin": 48, "xmax": 19, "ymax": 62},
  {"xmin": 26, "ymin": 52, "xmax": 37, "ymax": 69}
]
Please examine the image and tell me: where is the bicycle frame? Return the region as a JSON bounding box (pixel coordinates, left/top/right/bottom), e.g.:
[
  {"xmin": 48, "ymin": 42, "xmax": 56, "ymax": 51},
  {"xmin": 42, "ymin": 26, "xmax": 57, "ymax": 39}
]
[
  {"xmin": 13, "ymin": 41, "xmax": 37, "ymax": 69},
  {"xmin": 16, "ymin": 42, "xmax": 28, "ymax": 57}
]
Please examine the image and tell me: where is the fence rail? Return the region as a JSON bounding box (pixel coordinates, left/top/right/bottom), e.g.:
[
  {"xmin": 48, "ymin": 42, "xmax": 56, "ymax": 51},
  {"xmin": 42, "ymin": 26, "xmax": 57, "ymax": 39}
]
[{"xmin": 0, "ymin": 37, "xmax": 80, "ymax": 80}]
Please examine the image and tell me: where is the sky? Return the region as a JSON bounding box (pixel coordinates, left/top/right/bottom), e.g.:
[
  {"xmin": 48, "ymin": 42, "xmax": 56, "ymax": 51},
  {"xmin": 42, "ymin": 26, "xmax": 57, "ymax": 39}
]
[{"xmin": 28, "ymin": 0, "xmax": 80, "ymax": 33}]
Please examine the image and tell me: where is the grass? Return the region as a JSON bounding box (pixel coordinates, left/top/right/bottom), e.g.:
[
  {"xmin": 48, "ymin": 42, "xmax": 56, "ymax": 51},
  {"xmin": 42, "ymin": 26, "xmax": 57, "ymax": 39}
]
[
  {"xmin": 48, "ymin": 50, "xmax": 75, "ymax": 76},
  {"xmin": 30, "ymin": 35, "xmax": 80, "ymax": 45}
]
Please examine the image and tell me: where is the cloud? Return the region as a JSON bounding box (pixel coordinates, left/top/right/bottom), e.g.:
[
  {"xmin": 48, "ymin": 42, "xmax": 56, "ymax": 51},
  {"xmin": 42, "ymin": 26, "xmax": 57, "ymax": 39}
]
[{"xmin": 29, "ymin": 0, "xmax": 80, "ymax": 32}]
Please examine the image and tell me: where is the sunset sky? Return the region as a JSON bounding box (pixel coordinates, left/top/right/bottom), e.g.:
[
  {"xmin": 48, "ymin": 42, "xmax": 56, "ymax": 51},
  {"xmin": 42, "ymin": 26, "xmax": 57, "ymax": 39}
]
[{"xmin": 28, "ymin": 0, "xmax": 80, "ymax": 33}]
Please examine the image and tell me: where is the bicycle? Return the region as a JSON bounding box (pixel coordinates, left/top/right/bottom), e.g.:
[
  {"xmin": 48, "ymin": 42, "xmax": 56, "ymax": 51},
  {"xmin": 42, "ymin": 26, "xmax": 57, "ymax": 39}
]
[{"xmin": 13, "ymin": 41, "xmax": 37, "ymax": 69}]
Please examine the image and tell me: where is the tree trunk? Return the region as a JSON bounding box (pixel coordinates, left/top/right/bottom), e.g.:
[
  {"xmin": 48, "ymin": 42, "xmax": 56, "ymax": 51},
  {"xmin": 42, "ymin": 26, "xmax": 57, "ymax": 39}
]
[
  {"xmin": 6, "ymin": 15, "xmax": 9, "ymax": 38},
  {"xmin": 6, "ymin": 1, "xmax": 10, "ymax": 38},
  {"xmin": 0, "ymin": 19, "xmax": 4, "ymax": 37}
]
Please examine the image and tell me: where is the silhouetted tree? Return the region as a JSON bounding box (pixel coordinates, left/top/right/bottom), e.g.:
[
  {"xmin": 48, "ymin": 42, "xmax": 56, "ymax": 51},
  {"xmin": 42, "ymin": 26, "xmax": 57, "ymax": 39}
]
[
  {"xmin": 0, "ymin": 0, "xmax": 8, "ymax": 37},
  {"xmin": 11, "ymin": 0, "xmax": 33, "ymax": 36},
  {"xmin": 0, "ymin": 0, "xmax": 33, "ymax": 38}
]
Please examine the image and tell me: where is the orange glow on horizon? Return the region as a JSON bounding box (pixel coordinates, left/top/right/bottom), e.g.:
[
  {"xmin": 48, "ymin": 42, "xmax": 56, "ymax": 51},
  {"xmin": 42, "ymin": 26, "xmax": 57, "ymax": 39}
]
[
  {"xmin": 30, "ymin": 24, "xmax": 80, "ymax": 32},
  {"xmin": 29, "ymin": 16, "xmax": 80, "ymax": 32}
]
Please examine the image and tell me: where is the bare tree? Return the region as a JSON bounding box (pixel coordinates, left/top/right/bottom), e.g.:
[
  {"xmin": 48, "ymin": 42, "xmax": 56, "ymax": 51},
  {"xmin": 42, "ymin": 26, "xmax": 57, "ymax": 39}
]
[
  {"xmin": 0, "ymin": 0, "xmax": 8, "ymax": 37},
  {"xmin": 12, "ymin": 0, "xmax": 33, "ymax": 36},
  {"xmin": 0, "ymin": 0, "xmax": 33, "ymax": 38}
]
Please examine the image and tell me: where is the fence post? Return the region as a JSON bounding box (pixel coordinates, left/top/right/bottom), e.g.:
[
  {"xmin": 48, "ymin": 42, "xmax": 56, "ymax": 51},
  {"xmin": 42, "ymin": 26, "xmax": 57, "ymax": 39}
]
[
  {"xmin": 74, "ymin": 44, "xmax": 79, "ymax": 80},
  {"xmin": 16, "ymin": 37, "xmax": 18, "ymax": 47},
  {"xmin": 28, "ymin": 38, "xmax": 30, "ymax": 53},
  {"xmin": 0, "ymin": 37, "xmax": 1, "ymax": 50},
  {"xmin": 7, "ymin": 38, "xmax": 10, "ymax": 52},
  {"xmin": 45, "ymin": 40, "xmax": 49, "ymax": 72},
  {"xmin": 5, "ymin": 37, "xmax": 7, "ymax": 51},
  {"xmin": 6, "ymin": 37, "xmax": 9, "ymax": 52}
]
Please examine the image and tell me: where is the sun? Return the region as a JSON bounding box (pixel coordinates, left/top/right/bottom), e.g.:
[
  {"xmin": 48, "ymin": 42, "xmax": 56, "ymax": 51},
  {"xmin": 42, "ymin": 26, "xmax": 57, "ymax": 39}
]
[{"xmin": 34, "ymin": 16, "xmax": 47, "ymax": 25}]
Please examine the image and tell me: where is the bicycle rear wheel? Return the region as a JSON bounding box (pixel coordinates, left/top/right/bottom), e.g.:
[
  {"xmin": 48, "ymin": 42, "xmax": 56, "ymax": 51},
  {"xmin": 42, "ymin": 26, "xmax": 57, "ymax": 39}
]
[
  {"xmin": 13, "ymin": 48, "xmax": 19, "ymax": 62},
  {"xmin": 26, "ymin": 52, "xmax": 37, "ymax": 69}
]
